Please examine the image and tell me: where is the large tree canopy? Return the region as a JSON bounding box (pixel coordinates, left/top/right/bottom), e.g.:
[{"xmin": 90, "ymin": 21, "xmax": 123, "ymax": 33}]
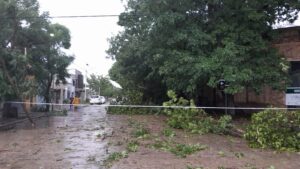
[
  {"xmin": 0, "ymin": 0, "xmax": 73, "ymax": 114},
  {"xmin": 108, "ymin": 0, "xmax": 300, "ymax": 104}
]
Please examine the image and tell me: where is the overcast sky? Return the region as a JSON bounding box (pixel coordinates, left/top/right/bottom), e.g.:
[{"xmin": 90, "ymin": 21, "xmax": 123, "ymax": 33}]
[{"xmin": 38, "ymin": 0, "xmax": 125, "ymax": 77}]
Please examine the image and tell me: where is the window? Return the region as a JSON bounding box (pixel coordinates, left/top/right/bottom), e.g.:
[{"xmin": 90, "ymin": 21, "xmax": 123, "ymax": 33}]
[{"xmin": 290, "ymin": 61, "xmax": 300, "ymax": 87}]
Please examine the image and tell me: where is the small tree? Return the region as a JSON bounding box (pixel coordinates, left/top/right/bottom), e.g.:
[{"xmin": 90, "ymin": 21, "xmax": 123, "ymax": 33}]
[{"xmin": 87, "ymin": 74, "xmax": 120, "ymax": 97}]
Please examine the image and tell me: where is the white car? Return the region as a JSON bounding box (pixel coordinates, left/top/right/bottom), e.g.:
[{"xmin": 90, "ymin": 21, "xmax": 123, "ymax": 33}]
[{"xmin": 90, "ymin": 95, "xmax": 106, "ymax": 104}]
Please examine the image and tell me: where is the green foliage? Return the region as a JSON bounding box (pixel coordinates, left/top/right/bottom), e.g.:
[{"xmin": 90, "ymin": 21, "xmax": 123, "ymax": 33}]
[
  {"xmin": 151, "ymin": 140, "xmax": 172, "ymax": 151},
  {"xmin": 126, "ymin": 140, "xmax": 139, "ymax": 152},
  {"xmin": 163, "ymin": 91, "xmax": 232, "ymax": 134},
  {"xmin": 87, "ymin": 74, "xmax": 120, "ymax": 97},
  {"xmin": 0, "ymin": 0, "xmax": 73, "ymax": 108},
  {"xmin": 214, "ymin": 115, "xmax": 233, "ymax": 134},
  {"xmin": 30, "ymin": 23, "xmax": 74, "ymax": 109},
  {"xmin": 162, "ymin": 128, "xmax": 176, "ymax": 138},
  {"xmin": 163, "ymin": 91, "xmax": 206, "ymax": 129},
  {"xmin": 108, "ymin": 0, "xmax": 300, "ymax": 104},
  {"xmin": 169, "ymin": 143, "xmax": 207, "ymax": 158},
  {"xmin": 245, "ymin": 110, "xmax": 300, "ymax": 151},
  {"xmin": 151, "ymin": 140, "xmax": 207, "ymax": 158},
  {"xmin": 132, "ymin": 127, "xmax": 150, "ymax": 139},
  {"xmin": 104, "ymin": 151, "xmax": 128, "ymax": 167},
  {"xmin": 108, "ymin": 89, "xmax": 162, "ymax": 115},
  {"xmin": 63, "ymin": 99, "xmax": 70, "ymax": 104}
]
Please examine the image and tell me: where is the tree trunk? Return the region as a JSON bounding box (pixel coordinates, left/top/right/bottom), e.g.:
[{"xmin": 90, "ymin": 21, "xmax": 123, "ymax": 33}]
[
  {"xmin": 21, "ymin": 101, "xmax": 35, "ymax": 127},
  {"xmin": 44, "ymin": 75, "xmax": 53, "ymax": 112},
  {"xmin": 45, "ymin": 95, "xmax": 50, "ymax": 112}
]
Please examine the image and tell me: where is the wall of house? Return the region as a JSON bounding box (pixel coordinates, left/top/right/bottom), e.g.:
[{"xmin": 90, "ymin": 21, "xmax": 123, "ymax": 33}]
[
  {"xmin": 234, "ymin": 87, "xmax": 285, "ymax": 107},
  {"xmin": 275, "ymin": 42, "xmax": 300, "ymax": 61},
  {"xmin": 234, "ymin": 27, "xmax": 300, "ymax": 107}
]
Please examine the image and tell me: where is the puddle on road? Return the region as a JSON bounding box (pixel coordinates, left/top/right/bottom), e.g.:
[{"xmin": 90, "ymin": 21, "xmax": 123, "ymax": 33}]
[{"xmin": 0, "ymin": 106, "xmax": 111, "ymax": 169}]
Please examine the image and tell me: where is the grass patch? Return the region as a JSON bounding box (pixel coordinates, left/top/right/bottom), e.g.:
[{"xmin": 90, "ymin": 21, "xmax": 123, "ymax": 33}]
[
  {"xmin": 103, "ymin": 151, "xmax": 128, "ymax": 167},
  {"xmin": 170, "ymin": 143, "xmax": 207, "ymax": 158},
  {"xmin": 162, "ymin": 128, "xmax": 176, "ymax": 138},
  {"xmin": 151, "ymin": 140, "xmax": 172, "ymax": 151},
  {"xmin": 132, "ymin": 126, "xmax": 150, "ymax": 139},
  {"xmin": 151, "ymin": 139, "xmax": 207, "ymax": 158},
  {"xmin": 126, "ymin": 140, "xmax": 139, "ymax": 152}
]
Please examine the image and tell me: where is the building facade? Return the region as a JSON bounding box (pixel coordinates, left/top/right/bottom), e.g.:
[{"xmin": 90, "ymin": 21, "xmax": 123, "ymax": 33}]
[
  {"xmin": 235, "ymin": 26, "xmax": 300, "ymax": 107},
  {"xmin": 50, "ymin": 69, "xmax": 84, "ymax": 105}
]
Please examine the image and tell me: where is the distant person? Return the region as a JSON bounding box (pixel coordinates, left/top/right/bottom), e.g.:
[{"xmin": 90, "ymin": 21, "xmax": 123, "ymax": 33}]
[
  {"xmin": 72, "ymin": 96, "xmax": 80, "ymax": 110},
  {"xmin": 69, "ymin": 94, "xmax": 74, "ymax": 110}
]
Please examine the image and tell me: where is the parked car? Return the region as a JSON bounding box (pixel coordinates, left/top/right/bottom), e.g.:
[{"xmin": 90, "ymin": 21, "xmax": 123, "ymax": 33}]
[
  {"xmin": 100, "ymin": 96, "xmax": 106, "ymax": 104},
  {"xmin": 90, "ymin": 95, "xmax": 105, "ymax": 104}
]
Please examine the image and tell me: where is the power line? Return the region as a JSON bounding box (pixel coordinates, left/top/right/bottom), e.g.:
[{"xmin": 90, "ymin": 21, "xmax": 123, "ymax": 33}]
[
  {"xmin": 6, "ymin": 101, "xmax": 300, "ymax": 110},
  {"xmin": 0, "ymin": 14, "xmax": 121, "ymax": 20},
  {"xmin": 48, "ymin": 14, "xmax": 120, "ymax": 19},
  {"xmin": 0, "ymin": 9, "xmax": 299, "ymax": 20}
]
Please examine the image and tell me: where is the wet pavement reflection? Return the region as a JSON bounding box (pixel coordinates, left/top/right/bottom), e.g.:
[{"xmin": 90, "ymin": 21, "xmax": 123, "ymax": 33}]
[{"xmin": 0, "ymin": 106, "xmax": 110, "ymax": 169}]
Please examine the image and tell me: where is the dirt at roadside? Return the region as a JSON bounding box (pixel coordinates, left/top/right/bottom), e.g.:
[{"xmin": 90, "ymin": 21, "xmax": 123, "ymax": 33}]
[{"xmin": 106, "ymin": 114, "xmax": 300, "ymax": 169}]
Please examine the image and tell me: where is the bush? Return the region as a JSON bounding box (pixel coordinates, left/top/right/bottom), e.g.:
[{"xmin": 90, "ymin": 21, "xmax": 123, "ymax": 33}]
[
  {"xmin": 163, "ymin": 90, "xmax": 232, "ymax": 134},
  {"xmin": 63, "ymin": 99, "xmax": 70, "ymax": 104},
  {"xmin": 132, "ymin": 127, "xmax": 150, "ymax": 139},
  {"xmin": 163, "ymin": 90, "xmax": 206, "ymax": 129},
  {"xmin": 245, "ymin": 109, "xmax": 300, "ymax": 151}
]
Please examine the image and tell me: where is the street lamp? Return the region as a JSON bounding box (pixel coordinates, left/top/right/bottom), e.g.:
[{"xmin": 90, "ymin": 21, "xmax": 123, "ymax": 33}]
[{"xmin": 218, "ymin": 79, "xmax": 229, "ymax": 114}]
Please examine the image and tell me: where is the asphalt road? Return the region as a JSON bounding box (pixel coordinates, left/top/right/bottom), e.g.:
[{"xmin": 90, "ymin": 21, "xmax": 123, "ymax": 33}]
[{"xmin": 0, "ymin": 105, "xmax": 110, "ymax": 169}]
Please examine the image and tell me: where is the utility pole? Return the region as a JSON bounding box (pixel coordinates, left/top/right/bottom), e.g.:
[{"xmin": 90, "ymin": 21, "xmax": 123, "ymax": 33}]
[{"xmin": 84, "ymin": 64, "xmax": 89, "ymax": 102}]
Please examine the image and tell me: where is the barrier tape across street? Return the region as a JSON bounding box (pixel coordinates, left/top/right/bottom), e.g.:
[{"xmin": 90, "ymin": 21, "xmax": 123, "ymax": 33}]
[{"xmin": 5, "ymin": 101, "xmax": 300, "ymax": 110}]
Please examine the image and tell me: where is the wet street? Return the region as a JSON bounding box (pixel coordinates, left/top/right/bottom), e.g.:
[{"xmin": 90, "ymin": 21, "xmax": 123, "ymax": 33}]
[{"xmin": 0, "ymin": 106, "xmax": 110, "ymax": 169}]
